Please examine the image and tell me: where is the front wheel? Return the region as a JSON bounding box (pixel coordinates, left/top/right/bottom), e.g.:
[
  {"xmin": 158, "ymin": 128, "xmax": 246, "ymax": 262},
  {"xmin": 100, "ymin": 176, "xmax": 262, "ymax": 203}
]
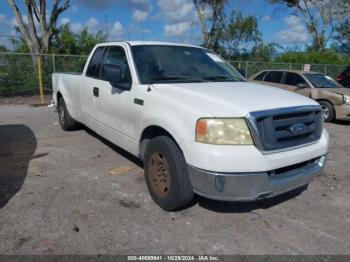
[
  {"xmin": 144, "ymin": 136, "xmax": 193, "ymax": 211},
  {"xmin": 318, "ymin": 101, "xmax": 335, "ymax": 122}
]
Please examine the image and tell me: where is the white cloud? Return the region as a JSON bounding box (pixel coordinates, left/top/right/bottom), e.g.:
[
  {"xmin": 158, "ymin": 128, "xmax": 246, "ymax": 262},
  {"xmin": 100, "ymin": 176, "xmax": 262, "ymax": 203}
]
[
  {"xmin": 78, "ymin": 0, "xmax": 152, "ymax": 13},
  {"xmin": 59, "ymin": 17, "xmax": 100, "ymax": 34},
  {"xmin": 110, "ymin": 21, "xmax": 123, "ymax": 40},
  {"xmin": 0, "ymin": 14, "xmax": 5, "ymax": 24},
  {"xmin": 11, "ymin": 17, "xmax": 18, "ymax": 27},
  {"xmin": 86, "ymin": 17, "xmax": 99, "ymax": 33},
  {"xmin": 158, "ymin": 0, "xmax": 194, "ymax": 23},
  {"xmin": 262, "ymin": 15, "xmax": 271, "ymax": 22},
  {"xmin": 60, "ymin": 17, "xmax": 70, "ymax": 25},
  {"xmin": 77, "ymin": 0, "xmax": 154, "ymax": 24},
  {"xmin": 164, "ymin": 22, "xmax": 192, "ymax": 37},
  {"xmin": 71, "ymin": 22, "xmax": 83, "ymax": 34},
  {"xmin": 70, "ymin": 5, "xmax": 79, "ymax": 13},
  {"xmin": 277, "ymin": 16, "xmax": 309, "ymax": 44},
  {"xmin": 133, "ymin": 9, "xmax": 149, "ymax": 22},
  {"xmin": 157, "ymin": 0, "xmax": 195, "ymax": 37}
]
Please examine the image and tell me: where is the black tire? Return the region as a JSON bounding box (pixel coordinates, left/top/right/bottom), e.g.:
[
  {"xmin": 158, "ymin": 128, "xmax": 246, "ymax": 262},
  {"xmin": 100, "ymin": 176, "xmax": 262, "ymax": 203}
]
[
  {"xmin": 318, "ymin": 100, "xmax": 335, "ymax": 122},
  {"xmin": 144, "ymin": 136, "xmax": 193, "ymax": 211},
  {"xmin": 58, "ymin": 97, "xmax": 77, "ymax": 131}
]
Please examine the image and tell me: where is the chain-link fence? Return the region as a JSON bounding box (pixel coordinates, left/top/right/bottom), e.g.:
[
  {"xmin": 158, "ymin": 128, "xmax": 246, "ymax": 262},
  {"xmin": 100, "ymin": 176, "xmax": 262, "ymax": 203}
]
[
  {"xmin": 0, "ymin": 53, "xmax": 87, "ymax": 97},
  {"xmin": 230, "ymin": 60, "xmax": 348, "ymax": 79},
  {"xmin": 0, "ymin": 52, "xmax": 348, "ymax": 98}
]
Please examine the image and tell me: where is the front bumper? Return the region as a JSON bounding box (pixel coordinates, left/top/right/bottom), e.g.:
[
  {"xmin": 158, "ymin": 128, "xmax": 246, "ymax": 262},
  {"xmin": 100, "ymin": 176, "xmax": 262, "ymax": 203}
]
[{"xmin": 188, "ymin": 155, "xmax": 326, "ymax": 201}]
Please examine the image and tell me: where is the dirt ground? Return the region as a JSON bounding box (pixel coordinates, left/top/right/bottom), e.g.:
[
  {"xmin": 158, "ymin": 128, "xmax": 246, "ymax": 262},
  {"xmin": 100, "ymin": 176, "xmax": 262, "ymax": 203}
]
[
  {"xmin": 0, "ymin": 95, "xmax": 52, "ymax": 106},
  {"xmin": 0, "ymin": 103, "xmax": 349, "ymax": 255}
]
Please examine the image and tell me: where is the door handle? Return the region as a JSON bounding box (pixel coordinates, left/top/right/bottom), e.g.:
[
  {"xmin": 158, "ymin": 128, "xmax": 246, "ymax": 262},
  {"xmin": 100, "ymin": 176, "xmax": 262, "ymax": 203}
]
[{"xmin": 93, "ymin": 87, "xmax": 99, "ymax": 97}]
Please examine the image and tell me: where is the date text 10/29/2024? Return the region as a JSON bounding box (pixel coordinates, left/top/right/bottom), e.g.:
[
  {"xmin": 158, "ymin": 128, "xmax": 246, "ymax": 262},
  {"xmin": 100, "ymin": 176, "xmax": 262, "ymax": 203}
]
[{"xmin": 127, "ymin": 256, "xmax": 220, "ymax": 261}]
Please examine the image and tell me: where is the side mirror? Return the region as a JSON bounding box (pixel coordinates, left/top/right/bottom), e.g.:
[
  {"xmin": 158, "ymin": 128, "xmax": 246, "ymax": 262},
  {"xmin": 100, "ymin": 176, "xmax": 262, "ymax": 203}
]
[
  {"xmin": 102, "ymin": 64, "xmax": 131, "ymax": 91},
  {"xmin": 296, "ymin": 82, "xmax": 307, "ymax": 89}
]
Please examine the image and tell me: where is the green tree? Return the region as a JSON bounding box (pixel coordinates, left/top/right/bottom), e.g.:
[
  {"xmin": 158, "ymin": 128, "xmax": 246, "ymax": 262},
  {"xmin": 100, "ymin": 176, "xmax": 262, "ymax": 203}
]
[
  {"xmin": 250, "ymin": 42, "xmax": 281, "ymax": 61},
  {"xmin": 7, "ymin": 0, "xmax": 70, "ymax": 56},
  {"xmin": 269, "ymin": 0, "xmax": 350, "ymax": 52},
  {"xmin": 222, "ymin": 11, "xmax": 261, "ymax": 57},
  {"xmin": 333, "ymin": 19, "xmax": 350, "ymax": 54},
  {"xmin": 193, "ymin": 1, "xmax": 262, "ymax": 55},
  {"xmin": 51, "ymin": 24, "xmax": 78, "ymax": 54},
  {"xmin": 9, "ymin": 35, "xmax": 30, "ymax": 53},
  {"xmin": 0, "ymin": 45, "xmax": 8, "ymax": 52},
  {"xmin": 275, "ymin": 50, "xmax": 350, "ymax": 64},
  {"xmin": 15, "ymin": 23, "xmax": 106, "ymax": 55},
  {"xmin": 193, "ymin": 0, "xmax": 227, "ymax": 51},
  {"xmin": 77, "ymin": 28, "xmax": 106, "ymax": 55}
]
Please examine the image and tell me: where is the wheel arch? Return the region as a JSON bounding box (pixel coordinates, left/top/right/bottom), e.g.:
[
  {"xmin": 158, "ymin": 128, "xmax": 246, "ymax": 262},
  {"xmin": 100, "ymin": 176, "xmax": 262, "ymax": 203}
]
[
  {"xmin": 57, "ymin": 91, "xmax": 63, "ymax": 103},
  {"xmin": 139, "ymin": 125, "xmax": 182, "ymax": 162},
  {"xmin": 316, "ymin": 98, "xmax": 334, "ymax": 106}
]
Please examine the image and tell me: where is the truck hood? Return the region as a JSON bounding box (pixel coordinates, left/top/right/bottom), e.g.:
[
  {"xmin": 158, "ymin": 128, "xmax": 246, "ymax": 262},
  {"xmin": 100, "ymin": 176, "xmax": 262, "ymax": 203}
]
[{"xmin": 152, "ymin": 81, "xmax": 318, "ymax": 117}]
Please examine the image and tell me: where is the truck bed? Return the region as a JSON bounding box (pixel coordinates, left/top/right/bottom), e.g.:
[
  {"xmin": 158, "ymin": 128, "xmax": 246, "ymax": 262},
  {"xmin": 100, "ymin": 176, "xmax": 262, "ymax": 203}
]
[{"xmin": 52, "ymin": 72, "xmax": 82, "ymax": 120}]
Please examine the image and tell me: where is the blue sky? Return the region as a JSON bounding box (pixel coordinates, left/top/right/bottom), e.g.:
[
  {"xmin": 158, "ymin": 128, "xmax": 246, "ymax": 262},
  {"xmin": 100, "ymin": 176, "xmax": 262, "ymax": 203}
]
[{"xmin": 0, "ymin": 0, "xmax": 310, "ymax": 49}]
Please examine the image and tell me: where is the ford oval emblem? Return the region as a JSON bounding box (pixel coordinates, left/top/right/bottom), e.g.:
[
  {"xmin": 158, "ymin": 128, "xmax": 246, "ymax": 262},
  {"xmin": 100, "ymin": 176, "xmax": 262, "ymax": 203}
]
[{"xmin": 290, "ymin": 123, "xmax": 307, "ymax": 134}]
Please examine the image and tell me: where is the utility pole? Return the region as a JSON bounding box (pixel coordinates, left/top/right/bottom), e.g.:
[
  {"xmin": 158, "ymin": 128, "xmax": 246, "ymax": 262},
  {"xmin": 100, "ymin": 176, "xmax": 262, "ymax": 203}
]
[{"xmin": 104, "ymin": 15, "xmax": 109, "ymax": 41}]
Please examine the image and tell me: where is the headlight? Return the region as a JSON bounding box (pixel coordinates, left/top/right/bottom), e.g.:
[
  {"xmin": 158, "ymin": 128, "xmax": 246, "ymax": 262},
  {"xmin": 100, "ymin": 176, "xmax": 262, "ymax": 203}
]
[
  {"xmin": 195, "ymin": 118, "xmax": 253, "ymax": 145},
  {"xmin": 343, "ymin": 95, "xmax": 350, "ymax": 105}
]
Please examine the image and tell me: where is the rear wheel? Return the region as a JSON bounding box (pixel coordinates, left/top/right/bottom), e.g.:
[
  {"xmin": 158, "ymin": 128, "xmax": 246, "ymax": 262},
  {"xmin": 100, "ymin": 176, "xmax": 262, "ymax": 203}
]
[
  {"xmin": 58, "ymin": 97, "xmax": 78, "ymax": 131},
  {"xmin": 144, "ymin": 136, "xmax": 193, "ymax": 211},
  {"xmin": 318, "ymin": 100, "xmax": 335, "ymax": 122}
]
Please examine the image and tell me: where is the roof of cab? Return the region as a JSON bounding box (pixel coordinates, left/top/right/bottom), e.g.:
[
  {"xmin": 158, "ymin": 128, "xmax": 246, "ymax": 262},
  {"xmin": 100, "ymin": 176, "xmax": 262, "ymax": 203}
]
[{"xmin": 97, "ymin": 41, "xmax": 203, "ymax": 49}]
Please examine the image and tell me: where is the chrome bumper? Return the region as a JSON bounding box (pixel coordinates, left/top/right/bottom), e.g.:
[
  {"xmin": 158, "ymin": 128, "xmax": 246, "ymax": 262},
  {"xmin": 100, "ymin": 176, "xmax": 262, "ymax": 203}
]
[{"xmin": 188, "ymin": 155, "xmax": 326, "ymax": 201}]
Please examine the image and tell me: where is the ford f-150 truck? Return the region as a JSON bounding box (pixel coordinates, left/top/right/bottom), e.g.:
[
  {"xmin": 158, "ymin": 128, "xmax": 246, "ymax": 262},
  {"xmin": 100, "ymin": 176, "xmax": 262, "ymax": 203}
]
[{"xmin": 52, "ymin": 41, "xmax": 329, "ymax": 211}]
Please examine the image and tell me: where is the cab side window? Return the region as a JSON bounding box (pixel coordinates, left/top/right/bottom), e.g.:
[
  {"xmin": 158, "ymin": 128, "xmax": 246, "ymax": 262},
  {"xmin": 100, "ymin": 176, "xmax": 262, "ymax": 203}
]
[
  {"xmin": 284, "ymin": 72, "xmax": 307, "ymax": 87},
  {"xmin": 101, "ymin": 46, "xmax": 131, "ymax": 84},
  {"xmin": 86, "ymin": 47, "xmax": 105, "ymax": 78},
  {"xmin": 264, "ymin": 71, "xmax": 283, "ymax": 83}
]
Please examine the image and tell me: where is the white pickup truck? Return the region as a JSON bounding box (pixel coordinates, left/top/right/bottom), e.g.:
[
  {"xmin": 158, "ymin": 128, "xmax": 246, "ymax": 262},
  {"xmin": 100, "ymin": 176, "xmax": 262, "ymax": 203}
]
[{"xmin": 53, "ymin": 41, "xmax": 329, "ymax": 210}]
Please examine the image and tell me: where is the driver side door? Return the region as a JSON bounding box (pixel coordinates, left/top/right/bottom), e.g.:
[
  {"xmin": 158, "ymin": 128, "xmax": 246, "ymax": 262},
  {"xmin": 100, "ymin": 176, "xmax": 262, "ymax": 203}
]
[{"xmin": 95, "ymin": 45, "xmax": 135, "ymax": 151}]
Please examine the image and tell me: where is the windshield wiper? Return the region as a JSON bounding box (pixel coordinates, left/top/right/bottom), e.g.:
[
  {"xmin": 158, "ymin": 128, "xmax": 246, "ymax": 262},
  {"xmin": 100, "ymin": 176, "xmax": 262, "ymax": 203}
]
[
  {"xmin": 202, "ymin": 75, "xmax": 233, "ymax": 81},
  {"xmin": 148, "ymin": 76, "xmax": 205, "ymax": 83}
]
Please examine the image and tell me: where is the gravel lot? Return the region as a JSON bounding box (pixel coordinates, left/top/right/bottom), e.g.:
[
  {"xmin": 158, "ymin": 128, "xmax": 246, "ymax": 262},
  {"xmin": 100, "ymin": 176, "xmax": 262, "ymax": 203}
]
[{"xmin": 0, "ymin": 103, "xmax": 349, "ymax": 255}]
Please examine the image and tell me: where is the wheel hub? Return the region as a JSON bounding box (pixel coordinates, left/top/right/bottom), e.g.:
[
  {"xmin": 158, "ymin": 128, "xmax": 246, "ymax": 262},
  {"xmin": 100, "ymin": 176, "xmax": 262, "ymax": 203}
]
[
  {"xmin": 321, "ymin": 105, "xmax": 330, "ymax": 119},
  {"xmin": 148, "ymin": 152, "xmax": 171, "ymax": 197},
  {"xmin": 59, "ymin": 106, "xmax": 65, "ymax": 126}
]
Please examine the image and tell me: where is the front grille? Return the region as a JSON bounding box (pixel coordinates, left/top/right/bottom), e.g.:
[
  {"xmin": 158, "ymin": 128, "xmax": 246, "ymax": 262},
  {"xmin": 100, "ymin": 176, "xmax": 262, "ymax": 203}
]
[
  {"xmin": 268, "ymin": 157, "xmax": 319, "ymax": 177},
  {"xmin": 248, "ymin": 106, "xmax": 323, "ymax": 152}
]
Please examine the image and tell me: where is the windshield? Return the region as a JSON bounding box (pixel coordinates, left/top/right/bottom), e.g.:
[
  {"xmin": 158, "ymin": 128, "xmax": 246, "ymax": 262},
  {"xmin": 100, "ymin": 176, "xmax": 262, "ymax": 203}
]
[
  {"xmin": 304, "ymin": 73, "xmax": 337, "ymax": 88},
  {"xmin": 131, "ymin": 45, "xmax": 244, "ymax": 84}
]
